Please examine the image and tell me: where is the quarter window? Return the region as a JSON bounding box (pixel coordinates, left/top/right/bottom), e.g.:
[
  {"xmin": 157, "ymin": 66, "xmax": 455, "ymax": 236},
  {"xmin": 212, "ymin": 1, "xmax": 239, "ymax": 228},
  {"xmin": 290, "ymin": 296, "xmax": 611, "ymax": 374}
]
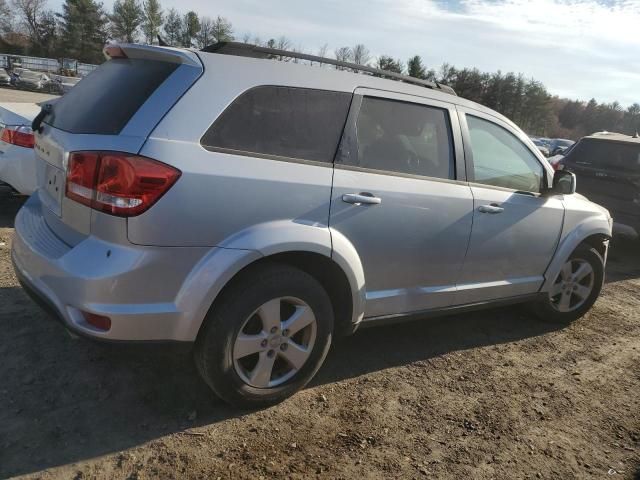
[
  {"xmin": 467, "ymin": 115, "xmax": 544, "ymax": 192},
  {"xmin": 341, "ymin": 96, "xmax": 455, "ymax": 179},
  {"xmin": 200, "ymin": 86, "xmax": 352, "ymax": 163}
]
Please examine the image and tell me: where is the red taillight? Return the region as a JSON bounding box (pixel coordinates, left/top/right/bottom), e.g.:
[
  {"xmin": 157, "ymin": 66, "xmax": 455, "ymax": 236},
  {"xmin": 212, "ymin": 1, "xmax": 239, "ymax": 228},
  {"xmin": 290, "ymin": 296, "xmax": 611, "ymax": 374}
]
[
  {"xmin": 66, "ymin": 152, "xmax": 180, "ymax": 217},
  {"xmin": 1, "ymin": 126, "xmax": 35, "ymax": 148}
]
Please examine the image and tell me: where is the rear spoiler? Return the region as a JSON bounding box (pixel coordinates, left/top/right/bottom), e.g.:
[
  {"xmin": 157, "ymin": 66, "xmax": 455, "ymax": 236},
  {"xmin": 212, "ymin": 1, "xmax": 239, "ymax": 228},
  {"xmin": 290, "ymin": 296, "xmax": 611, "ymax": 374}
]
[{"xmin": 103, "ymin": 43, "xmax": 202, "ymax": 68}]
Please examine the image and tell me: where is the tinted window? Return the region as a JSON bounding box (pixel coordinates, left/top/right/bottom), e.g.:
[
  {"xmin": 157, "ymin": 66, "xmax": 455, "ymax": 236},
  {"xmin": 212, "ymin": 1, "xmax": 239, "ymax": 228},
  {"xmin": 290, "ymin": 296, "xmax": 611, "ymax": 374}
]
[
  {"xmin": 343, "ymin": 97, "xmax": 454, "ymax": 179},
  {"xmin": 568, "ymin": 139, "xmax": 640, "ymax": 172},
  {"xmin": 467, "ymin": 115, "xmax": 544, "ymax": 192},
  {"xmin": 201, "ymin": 86, "xmax": 352, "ymax": 163},
  {"xmin": 48, "ymin": 58, "xmax": 178, "ymax": 135}
]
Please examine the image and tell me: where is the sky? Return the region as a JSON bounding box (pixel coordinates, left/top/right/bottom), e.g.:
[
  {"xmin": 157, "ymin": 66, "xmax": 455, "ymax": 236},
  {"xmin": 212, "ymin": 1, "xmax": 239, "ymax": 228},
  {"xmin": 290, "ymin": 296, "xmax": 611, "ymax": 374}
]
[{"xmin": 51, "ymin": 0, "xmax": 640, "ymax": 107}]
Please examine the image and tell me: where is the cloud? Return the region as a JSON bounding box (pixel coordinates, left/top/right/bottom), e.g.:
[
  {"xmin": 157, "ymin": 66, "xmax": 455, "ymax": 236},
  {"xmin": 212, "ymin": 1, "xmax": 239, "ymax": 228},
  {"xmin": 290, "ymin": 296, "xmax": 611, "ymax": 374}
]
[{"xmin": 52, "ymin": 0, "xmax": 640, "ymax": 106}]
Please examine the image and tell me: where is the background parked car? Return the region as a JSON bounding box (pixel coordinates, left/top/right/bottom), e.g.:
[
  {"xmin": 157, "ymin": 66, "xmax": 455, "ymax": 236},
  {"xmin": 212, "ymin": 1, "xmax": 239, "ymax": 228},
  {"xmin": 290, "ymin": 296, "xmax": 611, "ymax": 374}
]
[
  {"xmin": 559, "ymin": 131, "xmax": 640, "ymax": 238},
  {"xmin": 549, "ymin": 138, "xmax": 575, "ymax": 156},
  {"xmin": 0, "ymin": 102, "xmax": 40, "ymax": 195},
  {"xmin": 531, "ymin": 137, "xmax": 550, "ymax": 156},
  {"xmin": 0, "ymin": 68, "xmax": 12, "ymax": 86},
  {"xmin": 48, "ymin": 74, "xmax": 82, "ymax": 94},
  {"xmin": 15, "ymin": 70, "xmax": 51, "ymax": 91}
]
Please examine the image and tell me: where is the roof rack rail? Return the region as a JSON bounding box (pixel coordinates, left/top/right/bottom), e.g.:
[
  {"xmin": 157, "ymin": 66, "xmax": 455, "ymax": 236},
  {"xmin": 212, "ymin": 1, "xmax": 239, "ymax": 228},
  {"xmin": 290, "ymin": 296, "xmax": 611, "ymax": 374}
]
[{"xmin": 201, "ymin": 42, "xmax": 456, "ymax": 96}]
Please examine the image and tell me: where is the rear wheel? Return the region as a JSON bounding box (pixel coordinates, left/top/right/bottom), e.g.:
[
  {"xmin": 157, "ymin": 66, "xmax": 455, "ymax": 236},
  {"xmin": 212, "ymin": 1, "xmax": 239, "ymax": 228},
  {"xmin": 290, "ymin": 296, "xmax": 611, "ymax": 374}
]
[
  {"xmin": 532, "ymin": 245, "xmax": 604, "ymax": 323},
  {"xmin": 194, "ymin": 264, "xmax": 334, "ymax": 408}
]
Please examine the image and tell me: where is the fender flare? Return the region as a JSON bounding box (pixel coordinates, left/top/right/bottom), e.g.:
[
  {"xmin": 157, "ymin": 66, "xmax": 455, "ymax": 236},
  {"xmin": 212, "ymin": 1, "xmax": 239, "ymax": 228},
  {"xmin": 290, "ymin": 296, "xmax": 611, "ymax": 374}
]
[
  {"xmin": 541, "ymin": 216, "xmax": 611, "ymax": 293},
  {"xmin": 173, "ymin": 221, "xmax": 367, "ymax": 340}
]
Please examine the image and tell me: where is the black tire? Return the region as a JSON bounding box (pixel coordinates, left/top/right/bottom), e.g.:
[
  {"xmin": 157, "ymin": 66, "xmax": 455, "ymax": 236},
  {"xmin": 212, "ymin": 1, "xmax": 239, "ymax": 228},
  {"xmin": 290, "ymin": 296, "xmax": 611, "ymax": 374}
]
[
  {"xmin": 531, "ymin": 245, "xmax": 604, "ymax": 323},
  {"xmin": 194, "ymin": 263, "xmax": 334, "ymax": 409}
]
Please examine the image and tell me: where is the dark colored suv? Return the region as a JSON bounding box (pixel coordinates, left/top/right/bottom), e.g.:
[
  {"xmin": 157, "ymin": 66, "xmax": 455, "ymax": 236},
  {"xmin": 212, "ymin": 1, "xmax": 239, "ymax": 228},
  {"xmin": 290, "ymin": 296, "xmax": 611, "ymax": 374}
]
[{"xmin": 561, "ymin": 132, "xmax": 640, "ymax": 237}]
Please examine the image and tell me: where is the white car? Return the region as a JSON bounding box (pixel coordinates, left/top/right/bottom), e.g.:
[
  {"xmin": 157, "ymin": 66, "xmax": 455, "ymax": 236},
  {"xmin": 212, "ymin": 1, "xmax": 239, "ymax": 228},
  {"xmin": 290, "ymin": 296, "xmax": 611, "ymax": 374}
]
[{"xmin": 0, "ymin": 102, "xmax": 40, "ymax": 195}]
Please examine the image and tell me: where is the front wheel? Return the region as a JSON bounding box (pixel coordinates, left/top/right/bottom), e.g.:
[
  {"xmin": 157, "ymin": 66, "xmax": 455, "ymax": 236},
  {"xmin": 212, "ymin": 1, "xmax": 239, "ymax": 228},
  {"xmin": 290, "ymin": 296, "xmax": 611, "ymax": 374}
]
[
  {"xmin": 531, "ymin": 245, "xmax": 604, "ymax": 323},
  {"xmin": 194, "ymin": 264, "xmax": 334, "ymax": 409}
]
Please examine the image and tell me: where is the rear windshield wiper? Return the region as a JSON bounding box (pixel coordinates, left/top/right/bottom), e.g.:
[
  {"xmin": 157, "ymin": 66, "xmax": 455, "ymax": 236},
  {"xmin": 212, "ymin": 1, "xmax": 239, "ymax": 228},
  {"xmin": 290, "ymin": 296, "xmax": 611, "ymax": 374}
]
[{"xmin": 32, "ymin": 103, "xmax": 53, "ymax": 133}]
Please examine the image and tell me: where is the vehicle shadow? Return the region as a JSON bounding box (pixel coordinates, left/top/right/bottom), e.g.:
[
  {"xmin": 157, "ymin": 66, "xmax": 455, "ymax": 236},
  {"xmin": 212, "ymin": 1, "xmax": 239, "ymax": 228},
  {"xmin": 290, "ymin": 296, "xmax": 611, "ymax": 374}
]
[
  {"xmin": 0, "ymin": 281, "xmax": 563, "ymax": 478},
  {"xmin": 0, "ymin": 194, "xmax": 27, "ymax": 228}
]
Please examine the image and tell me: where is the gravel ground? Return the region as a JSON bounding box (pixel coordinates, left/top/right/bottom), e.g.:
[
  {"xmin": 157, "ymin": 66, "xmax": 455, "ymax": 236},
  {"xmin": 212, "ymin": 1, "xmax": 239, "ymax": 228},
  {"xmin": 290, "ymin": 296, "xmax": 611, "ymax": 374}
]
[
  {"xmin": 0, "ymin": 194, "xmax": 638, "ymax": 480},
  {"xmin": 0, "ymin": 87, "xmax": 58, "ymax": 104}
]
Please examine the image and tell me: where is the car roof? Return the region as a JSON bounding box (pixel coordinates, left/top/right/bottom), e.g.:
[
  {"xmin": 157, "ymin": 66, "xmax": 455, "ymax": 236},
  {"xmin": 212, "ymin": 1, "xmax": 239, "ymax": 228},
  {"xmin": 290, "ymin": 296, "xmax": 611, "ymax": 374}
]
[
  {"xmin": 195, "ymin": 48, "xmax": 522, "ymax": 132},
  {"xmin": 583, "ymin": 131, "xmax": 640, "ymax": 145}
]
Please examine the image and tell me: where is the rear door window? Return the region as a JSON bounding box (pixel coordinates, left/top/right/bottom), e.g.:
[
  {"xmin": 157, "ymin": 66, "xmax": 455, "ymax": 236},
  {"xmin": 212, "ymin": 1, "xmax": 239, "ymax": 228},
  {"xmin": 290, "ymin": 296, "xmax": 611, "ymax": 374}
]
[
  {"xmin": 200, "ymin": 86, "xmax": 352, "ymax": 163},
  {"xmin": 47, "ymin": 58, "xmax": 178, "ymax": 135},
  {"xmin": 341, "ymin": 96, "xmax": 455, "ymax": 179}
]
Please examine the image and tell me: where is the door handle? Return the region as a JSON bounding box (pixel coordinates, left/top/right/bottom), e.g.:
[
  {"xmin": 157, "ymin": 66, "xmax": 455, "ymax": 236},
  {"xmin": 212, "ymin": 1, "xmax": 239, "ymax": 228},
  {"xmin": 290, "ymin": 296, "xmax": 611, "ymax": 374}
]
[
  {"xmin": 342, "ymin": 192, "xmax": 382, "ymax": 205},
  {"xmin": 478, "ymin": 204, "xmax": 504, "ymax": 214}
]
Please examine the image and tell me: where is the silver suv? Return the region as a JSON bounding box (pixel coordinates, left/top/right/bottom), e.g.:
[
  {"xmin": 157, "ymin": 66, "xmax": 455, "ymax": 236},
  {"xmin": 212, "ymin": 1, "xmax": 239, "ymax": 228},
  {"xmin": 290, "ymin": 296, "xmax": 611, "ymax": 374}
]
[{"xmin": 12, "ymin": 43, "xmax": 612, "ymax": 408}]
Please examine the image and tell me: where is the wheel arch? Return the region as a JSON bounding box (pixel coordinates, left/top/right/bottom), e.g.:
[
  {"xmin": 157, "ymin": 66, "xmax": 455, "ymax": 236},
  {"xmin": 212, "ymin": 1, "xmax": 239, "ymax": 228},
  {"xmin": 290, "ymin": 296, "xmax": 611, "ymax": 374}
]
[{"xmin": 541, "ymin": 217, "xmax": 611, "ymax": 293}]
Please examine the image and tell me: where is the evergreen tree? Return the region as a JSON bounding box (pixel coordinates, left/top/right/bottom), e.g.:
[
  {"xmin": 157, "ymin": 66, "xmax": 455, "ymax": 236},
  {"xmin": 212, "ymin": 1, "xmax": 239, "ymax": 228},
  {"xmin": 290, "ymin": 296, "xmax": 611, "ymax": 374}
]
[
  {"xmin": 181, "ymin": 10, "xmax": 199, "ymax": 47},
  {"xmin": 58, "ymin": 0, "xmax": 108, "ymax": 63},
  {"xmin": 162, "ymin": 7, "xmax": 181, "ymax": 46},
  {"xmin": 377, "ymin": 55, "xmax": 403, "ymax": 74},
  {"xmin": 407, "ymin": 55, "xmax": 426, "ymax": 79},
  {"xmin": 211, "ymin": 15, "xmax": 233, "ymax": 43},
  {"xmin": 110, "ymin": 0, "xmax": 144, "ymax": 43},
  {"xmin": 141, "ymin": 0, "xmax": 163, "ymax": 44}
]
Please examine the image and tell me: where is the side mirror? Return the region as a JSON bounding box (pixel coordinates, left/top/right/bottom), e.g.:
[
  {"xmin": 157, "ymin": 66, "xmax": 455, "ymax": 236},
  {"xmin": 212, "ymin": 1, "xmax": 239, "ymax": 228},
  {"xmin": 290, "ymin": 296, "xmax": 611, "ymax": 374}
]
[{"xmin": 551, "ymin": 169, "xmax": 576, "ymax": 195}]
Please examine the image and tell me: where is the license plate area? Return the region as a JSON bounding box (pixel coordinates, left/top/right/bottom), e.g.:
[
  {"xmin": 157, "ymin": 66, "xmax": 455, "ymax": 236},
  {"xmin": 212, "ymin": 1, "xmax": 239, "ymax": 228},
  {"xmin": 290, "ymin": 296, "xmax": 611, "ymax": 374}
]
[{"xmin": 42, "ymin": 162, "xmax": 64, "ymax": 217}]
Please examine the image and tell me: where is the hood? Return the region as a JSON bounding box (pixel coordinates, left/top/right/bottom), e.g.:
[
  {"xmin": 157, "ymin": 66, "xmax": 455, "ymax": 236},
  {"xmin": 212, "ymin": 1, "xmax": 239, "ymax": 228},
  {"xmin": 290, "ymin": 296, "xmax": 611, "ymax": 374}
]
[{"xmin": 573, "ymin": 192, "xmax": 612, "ymax": 220}]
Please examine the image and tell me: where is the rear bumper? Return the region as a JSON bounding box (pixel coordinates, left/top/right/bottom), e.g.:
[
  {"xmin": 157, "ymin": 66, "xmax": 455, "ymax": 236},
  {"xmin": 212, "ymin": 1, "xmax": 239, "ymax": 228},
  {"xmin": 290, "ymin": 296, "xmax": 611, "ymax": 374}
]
[{"xmin": 11, "ymin": 195, "xmax": 255, "ymax": 341}]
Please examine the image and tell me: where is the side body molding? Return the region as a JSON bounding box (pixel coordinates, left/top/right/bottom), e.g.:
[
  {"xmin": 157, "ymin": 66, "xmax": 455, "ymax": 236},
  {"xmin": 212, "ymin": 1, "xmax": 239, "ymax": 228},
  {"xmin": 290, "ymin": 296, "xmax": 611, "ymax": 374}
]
[
  {"xmin": 540, "ymin": 203, "xmax": 611, "ymax": 293},
  {"xmin": 173, "ymin": 220, "xmax": 367, "ymax": 340}
]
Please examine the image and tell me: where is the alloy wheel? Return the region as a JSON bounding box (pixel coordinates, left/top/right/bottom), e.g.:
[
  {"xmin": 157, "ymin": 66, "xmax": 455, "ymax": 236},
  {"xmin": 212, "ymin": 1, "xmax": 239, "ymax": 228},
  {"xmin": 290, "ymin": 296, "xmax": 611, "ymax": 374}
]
[
  {"xmin": 232, "ymin": 297, "xmax": 317, "ymax": 388},
  {"xmin": 549, "ymin": 258, "xmax": 595, "ymax": 313}
]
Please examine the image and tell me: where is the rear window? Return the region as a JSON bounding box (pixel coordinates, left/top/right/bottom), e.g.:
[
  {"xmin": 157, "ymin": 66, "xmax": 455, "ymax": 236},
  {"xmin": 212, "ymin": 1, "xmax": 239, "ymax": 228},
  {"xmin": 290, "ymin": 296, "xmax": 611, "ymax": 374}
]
[
  {"xmin": 569, "ymin": 139, "xmax": 640, "ymax": 172},
  {"xmin": 200, "ymin": 86, "xmax": 352, "ymax": 163},
  {"xmin": 47, "ymin": 58, "xmax": 178, "ymax": 135}
]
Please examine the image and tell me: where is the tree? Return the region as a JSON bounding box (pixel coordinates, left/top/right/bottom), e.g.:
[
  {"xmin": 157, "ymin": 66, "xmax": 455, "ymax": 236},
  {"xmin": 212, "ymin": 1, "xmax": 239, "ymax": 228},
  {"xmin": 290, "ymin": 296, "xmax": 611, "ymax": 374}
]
[
  {"xmin": 195, "ymin": 16, "xmax": 213, "ymax": 48},
  {"xmin": 12, "ymin": 0, "xmax": 47, "ymax": 47},
  {"xmin": 407, "ymin": 55, "xmax": 426, "ymax": 79},
  {"xmin": 36, "ymin": 9, "xmax": 57, "ymax": 56},
  {"xmin": 558, "ymin": 100, "xmax": 584, "ymax": 130},
  {"xmin": 625, "ymin": 103, "xmax": 640, "ymax": 135},
  {"xmin": 352, "ymin": 44, "xmax": 370, "ymax": 65},
  {"xmin": 334, "ymin": 46, "xmax": 352, "ymax": 69},
  {"xmin": 211, "ymin": 15, "xmax": 232, "ymax": 43},
  {"xmin": 377, "ymin": 55, "xmax": 403, "ymax": 74},
  {"xmin": 141, "ymin": 0, "xmax": 162, "ymax": 44},
  {"xmin": 162, "ymin": 7, "xmax": 181, "ymax": 46},
  {"xmin": 110, "ymin": 0, "xmax": 144, "ymax": 43},
  {"xmin": 181, "ymin": 10, "xmax": 199, "ymax": 47},
  {"xmin": 1, "ymin": 0, "xmax": 14, "ymax": 33},
  {"xmin": 58, "ymin": 0, "xmax": 109, "ymax": 63}
]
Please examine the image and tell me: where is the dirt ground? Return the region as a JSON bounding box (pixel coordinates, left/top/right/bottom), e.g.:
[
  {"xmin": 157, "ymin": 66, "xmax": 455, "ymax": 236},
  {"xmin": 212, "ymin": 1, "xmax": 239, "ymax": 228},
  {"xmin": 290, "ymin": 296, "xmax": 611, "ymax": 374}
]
[
  {"xmin": 0, "ymin": 195, "xmax": 639, "ymax": 480},
  {"xmin": 0, "ymin": 87, "xmax": 58, "ymax": 104}
]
